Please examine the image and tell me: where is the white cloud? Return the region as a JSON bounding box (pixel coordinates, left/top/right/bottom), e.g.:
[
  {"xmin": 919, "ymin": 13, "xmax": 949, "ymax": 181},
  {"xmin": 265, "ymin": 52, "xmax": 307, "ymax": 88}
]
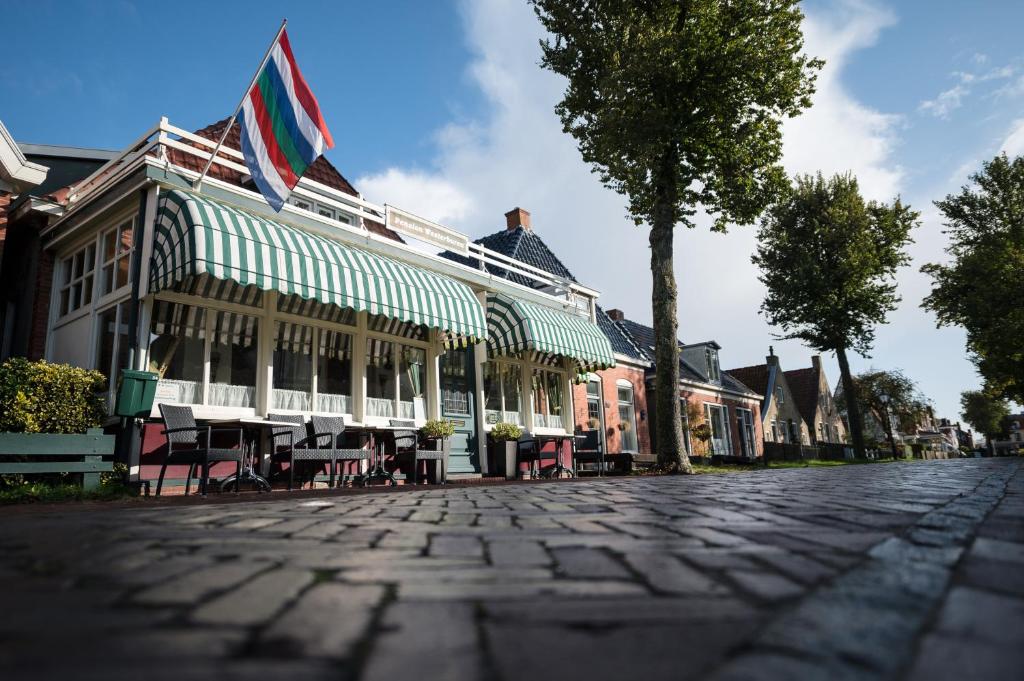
[
  {"xmin": 1000, "ymin": 118, "xmax": 1024, "ymax": 157},
  {"xmin": 920, "ymin": 84, "xmax": 969, "ymax": 119},
  {"xmin": 356, "ymin": 167, "xmax": 474, "ymax": 226}
]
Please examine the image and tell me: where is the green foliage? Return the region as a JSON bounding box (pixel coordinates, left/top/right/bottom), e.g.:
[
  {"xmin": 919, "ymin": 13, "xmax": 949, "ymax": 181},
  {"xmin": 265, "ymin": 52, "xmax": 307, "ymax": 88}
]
[
  {"xmin": 530, "ymin": 0, "xmax": 822, "ymax": 231},
  {"xmin": 753, "ymin": 173, "xmax": 919, "ymax": 356},
  {"xmin": 922, "ymin": 154, "xmax": 1024, "ymax": 403},
  {"xmin": 420, "ymin": 419, "xmax": 455, "ymax": 439},
  {"xmin": 960, "ymin": 389, "xmax": 1010, "ymax": 439},
  {"xmin": 0, "ymin": 477, "xmax": 133, "ymax": 505},
  {"xmin": 530, "ymin": 0, "xmax": 821, "ymax": 471},
  {"xmin": 0, "ymin": 358, "xmax": 107, "ymax": 434},
  {"xmin": 840, "ymin": 369, "xmax": 931, "ymax": 437},
  {"xmin": 489, "ymin": 422, "xmax": 523, "ymax": 442},
  {"xmin": 691, "ymin": 423, "xmax": 712, "ymax": 443}
]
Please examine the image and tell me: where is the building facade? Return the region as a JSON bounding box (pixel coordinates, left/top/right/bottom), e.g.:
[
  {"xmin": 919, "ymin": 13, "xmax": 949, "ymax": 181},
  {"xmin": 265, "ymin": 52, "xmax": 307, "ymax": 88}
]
[
  {"xmin": 783, "ymin": 355, "xmax": 847, "ymax": 445},
  {"xmin": 726, "ymin": 349, "xmax": 812, "ymax": 446}
]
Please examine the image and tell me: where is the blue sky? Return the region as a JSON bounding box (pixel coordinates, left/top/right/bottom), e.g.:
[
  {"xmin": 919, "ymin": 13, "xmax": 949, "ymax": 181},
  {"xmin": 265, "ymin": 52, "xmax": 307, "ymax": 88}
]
[{"xmin": 4, "ymin": 0, "xmax": 1023, "ymax": 426}]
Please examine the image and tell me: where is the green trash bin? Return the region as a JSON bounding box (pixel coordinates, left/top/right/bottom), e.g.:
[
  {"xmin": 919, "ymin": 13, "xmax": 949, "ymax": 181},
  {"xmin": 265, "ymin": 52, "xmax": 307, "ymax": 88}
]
[{"xmin": 114, "ymin": 369, "xmax": 159, "ymax": 418}]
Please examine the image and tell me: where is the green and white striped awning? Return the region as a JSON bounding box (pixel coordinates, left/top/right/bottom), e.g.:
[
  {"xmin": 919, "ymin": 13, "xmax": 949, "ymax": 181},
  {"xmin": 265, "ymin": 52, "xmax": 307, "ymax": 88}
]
[
  {"xmin": 151, "ymin": 190, "xmax": 487, "ymax": 343},
  {"xmin": 486, "ymin": 293, "xmax": 615, "ymax": 372}
]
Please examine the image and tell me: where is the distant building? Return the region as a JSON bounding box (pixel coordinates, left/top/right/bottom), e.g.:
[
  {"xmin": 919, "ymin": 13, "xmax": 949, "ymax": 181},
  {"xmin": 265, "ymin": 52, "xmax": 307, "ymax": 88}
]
[
  {"xmin": 783, "ymin": 355, "xmax": 847, "ymax": 445},
  {"xmin": 726, "ymin": 348, "xmax": 812, "ymax": 446}
]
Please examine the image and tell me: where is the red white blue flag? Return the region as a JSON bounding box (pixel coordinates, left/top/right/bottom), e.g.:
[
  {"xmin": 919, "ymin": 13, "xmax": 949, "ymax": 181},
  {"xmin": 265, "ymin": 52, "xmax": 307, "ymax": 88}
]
[{"xmin": 238, "ymin": 28, "xmax": 334, "ymax": 211}]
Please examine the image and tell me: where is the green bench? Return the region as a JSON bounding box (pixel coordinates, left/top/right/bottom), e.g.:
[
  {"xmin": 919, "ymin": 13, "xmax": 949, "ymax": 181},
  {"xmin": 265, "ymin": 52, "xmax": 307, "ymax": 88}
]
[{"xmin": 0, "ymin": 428, "xmax": 116, "ymax": 491}]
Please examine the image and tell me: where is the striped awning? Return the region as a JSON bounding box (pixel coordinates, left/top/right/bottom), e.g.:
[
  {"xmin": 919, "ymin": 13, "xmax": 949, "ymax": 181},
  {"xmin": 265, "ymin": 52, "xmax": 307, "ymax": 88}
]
[
  {"xmin": 151, "ymin": 190, "xmax": 487, "ymax": 342},
  {"xmin": 486, "ymin": 293, "xmax": 615, "ymax": 372}
]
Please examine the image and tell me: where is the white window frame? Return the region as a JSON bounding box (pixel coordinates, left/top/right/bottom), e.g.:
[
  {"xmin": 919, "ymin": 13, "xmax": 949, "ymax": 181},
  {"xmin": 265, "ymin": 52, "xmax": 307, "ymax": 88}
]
[
  {"xmin": 270, "ymin": 322, "xmax": 357, "ymax": 418},
  {"xmin": 364, "ymin": 328, "xmax": 430, "ymax": 425},
  {"xmin": 705, "ymin": 347, "xmax": 720, "ymax": 382},
  {"xmin": 531, "ymin": 367, "xmax": 568, "ymax": 431},
  {"xmin": 93, "ymin": 299, "xmax": 131, "ymax": 409},
  {"xmin": 57, "ymin": 241, "xmax": 97, "ymax": 320},
  {"xmin": 97, "ymin": 216, "xmax": 136, "ymax": 302},
  {"xmin": 736, "ymin": 407, "xmax": 756, "ymax": 458},
  {"xmin": 616, "ymin": 378, "xmax": 639, "ymax": 453},
  {"xmin": 483, "ymin": 358, "xmax": 525, "ymax": 427},
  {"xmin": 703, "ymin": 402, "xmax": 732, "ymax": 456}
]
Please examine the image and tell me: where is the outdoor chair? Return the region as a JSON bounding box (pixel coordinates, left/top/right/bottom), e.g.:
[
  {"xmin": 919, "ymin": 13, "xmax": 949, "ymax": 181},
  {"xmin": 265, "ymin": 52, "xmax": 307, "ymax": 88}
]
[
  {"xmin": 389, "ymin": 419, "xmax": 447, "ymax": 485},
  {"xmin": 573, "ymin": 430, "xmax": 605, "ymax": 476},
  {"xmin": 156, "ymin": 404, "xmax": 244, "ymax": 497},
  {"xmin": 267, "ymin": 414, "xmax": 329, "ymax": 490},
  {"xmin": 309, "ymin": 415, "xmax": 370, "ymax": 487},
  {"xmin": 516, "ymin": 437, "xmax": 542, "ymax": 479}
]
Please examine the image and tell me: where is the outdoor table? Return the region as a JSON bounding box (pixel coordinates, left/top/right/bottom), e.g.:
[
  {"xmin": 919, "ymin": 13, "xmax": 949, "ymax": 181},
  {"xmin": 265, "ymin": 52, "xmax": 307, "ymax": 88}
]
[
  {"xmin": 351, "ymin": 424, "xmax": 415, "ymax": 486},
  {"xmin": 209, "ymin": 417, "xmax": 296, "ymax": 493},
  {"xmin": 524, "ymin": 433, "xmax": 577, "ymax": 479}
]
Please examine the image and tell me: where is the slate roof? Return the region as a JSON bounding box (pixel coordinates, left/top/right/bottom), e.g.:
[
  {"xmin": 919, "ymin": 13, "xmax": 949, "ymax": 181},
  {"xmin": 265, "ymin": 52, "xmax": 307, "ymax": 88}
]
[
  {"xmin": 444, "ymin": 224, "xmax": 649, "ymax": 363},
  {"xmin": 170, "ymin": 118, "xmax": 402, "ymax": 242},
  {"xmin": 784, "ymin": 366, "xmax": 820, "ymax": 428},
  {"xmin": 725, "ymin": 364, "xmax": 770, "ymax": 399}
]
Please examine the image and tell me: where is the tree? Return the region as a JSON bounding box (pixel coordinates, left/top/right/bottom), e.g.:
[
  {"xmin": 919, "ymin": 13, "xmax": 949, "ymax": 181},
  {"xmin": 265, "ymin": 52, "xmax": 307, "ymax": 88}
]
[
  {"xmin": 753, "ymin": 173, "xmax": 918, "ymax": 458},
  {"xmin": 922, "ymin": 154, "xmax": 1024, "ymax": 404},
  {"xmin": 838, "ymin": 369, "xmax": 930, "ymax": 459},
  {"xmin": 960, "ymin": 389, "xmax": 1010, "ymax": 450},
  {"xmin": 530, "ymin": 0, "xmax": 822, "ymax": 472}
]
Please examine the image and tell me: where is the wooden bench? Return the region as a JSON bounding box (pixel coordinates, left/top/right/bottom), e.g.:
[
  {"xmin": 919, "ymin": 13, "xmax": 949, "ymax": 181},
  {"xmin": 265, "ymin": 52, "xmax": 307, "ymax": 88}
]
[{"xmin": 0, "ymin": 429, "xmax": 116, "ymax": 491}]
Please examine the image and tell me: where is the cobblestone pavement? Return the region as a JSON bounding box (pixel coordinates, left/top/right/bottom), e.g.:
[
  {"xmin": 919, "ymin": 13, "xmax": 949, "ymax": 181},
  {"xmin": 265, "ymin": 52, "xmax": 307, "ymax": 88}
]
[{"xmin": 1, "ymin": 458, "xmax": 1022, "ymax": 681}]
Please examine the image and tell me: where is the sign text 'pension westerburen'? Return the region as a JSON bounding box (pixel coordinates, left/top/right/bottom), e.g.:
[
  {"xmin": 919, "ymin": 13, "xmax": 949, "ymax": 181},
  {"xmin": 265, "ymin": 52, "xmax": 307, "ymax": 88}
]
[{"xmin": 385, "ymin": 205, "xmax": 470, "ymax": 256}]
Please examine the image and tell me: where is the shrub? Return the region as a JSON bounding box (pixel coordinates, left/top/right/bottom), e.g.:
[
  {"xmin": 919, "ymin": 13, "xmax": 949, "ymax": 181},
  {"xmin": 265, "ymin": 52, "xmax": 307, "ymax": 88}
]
[
  {"xmin": 421, "ymin": 419, "xmax": 455, "ymax": 439},
  {"xmin": 0, "ymin": 358, "xmax": 107, "ymax": 434},
  {"xmin": 489, "ymin": 422, "xmax": 522, "ymax": 442}
]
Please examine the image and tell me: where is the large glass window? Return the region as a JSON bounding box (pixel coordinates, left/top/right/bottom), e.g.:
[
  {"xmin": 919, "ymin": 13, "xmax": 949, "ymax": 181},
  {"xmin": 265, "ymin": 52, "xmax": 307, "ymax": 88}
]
[
  {"xmin": 101, "ymin": 218, "xmax": 134, "ymax": 296},
  {"xmin": 59, "ymin": 243, "xmax": 96, "ymax": 317},
  {"xmin": 272, "ymin": 322, "xmax": 313, "ymax": 411},
  {"xmin": 617, "ymin": 381, "xmax": 638, "ymax": 452},
  {"xmin": 532, "ymin": 368, "xmax": 565, "ymax": 429},
  {"xmin": 399, "ymin": 346, "xmax": 427, "ymax": 420},
  {"xmin": 95, "ymin": 301, "xmax": 131, "ymax": 407},
  {"xmin": 149, "ymin": 304, "xmax": 206, "ymax": 405},
  {"xmin": 705, "ymin": 347, "xmax": 720, "ymax": 382},
  {"xmin": 737, "ymin": 408, "xmax": 756, "ymax": 458},
  {"xmin": 317, "ymin": 329, "xmax": 352, "ymax": 414},
  {"xmin": 585, "ymin": 378, "xmax": 601, "ymax": 429},
  {"xmin": 704, "ymin": 403, "xmax": 731, "ymax": 455},
  {"xmin": 366, "ymin": 339, "xmax": 396, "ymax": 417},
  {"xmin": 208, "ymin": 311, "xmax": 259, "ymax": 408},
  {"xmin": 484, "ymin": 361, "xmax": 522, "ymax": 425}
]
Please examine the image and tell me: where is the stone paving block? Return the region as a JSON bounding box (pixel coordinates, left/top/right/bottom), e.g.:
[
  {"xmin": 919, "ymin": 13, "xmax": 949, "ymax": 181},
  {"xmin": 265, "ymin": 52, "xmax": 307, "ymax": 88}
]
[
  {"xmin": 750, "ymin": 551, "xmax": 837, "ymax": 586},
  {"xmin": 430, "ymin": 535, "xmax": 484, "ymax": 558},
  {"xmin": 361, "ymin": 602, "xmax": 483, "ymax": 681},
  {"xmin": 956, "ymin": 554, "xmax": 1024, "ymax": 598},
  {"xmin": 550, "ymin": 546, "xmax": 631, "ymax": 579},
  {"xmin": 969, "ymin": 536, "xmax": 1024, "ymax": 565},
  {"xmin": 192, "ymin": 567, "xmax": 314, "ymax": 626},
  {"xmin": 727, "ymin": 569, "xmax": 804, "ymax": 602},
  {"xmin": 487, "ymin": 539, "xmax": 551, "ymax": 567},
  {"xmin": 706, "ymin": 652, "xmax": 850, "ymax": 681},
  {"xmin": 133, "ymin": 561, "xmax": 271, "ymax": 606},
  {"xmin": 261, "ymin": 583, "xmax": 385, "ymax": 658},
  {"xmin": 906, "ymin": 633, "xmax": 1024, "ymax": 681},
  {"xmin": 398, "ymin": 579, "xmax": 647, "ymax": 601},
  {"xmin": 931, "ymin": 586, "xmax": 1024, "ymax": 644},
  {"xmin": 868, "ymin": 537, "xmax": 963, "ymax": 567},
  {"xmin": 623, "ymin": 550, "xmax": 731, "ymax": 595}
]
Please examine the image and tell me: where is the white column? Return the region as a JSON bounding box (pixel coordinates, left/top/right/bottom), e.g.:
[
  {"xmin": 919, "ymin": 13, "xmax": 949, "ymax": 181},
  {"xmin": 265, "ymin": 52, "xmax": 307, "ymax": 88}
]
[
  {"xmin": 474, "ymin": 337, "xmax": 488, "ymax": 474},
  {"xmin": 257, "ymin": 291, "xmax": 276, "ymax": 417},
  {"xmin": 563, "ymin": 357, "xmax": 575, "ymax": 434},
  {"xmin": 353, "ymin": 311, "xmax": 367, "ymax": 424},
  {"xmin": 426, "ymin": 328, "xmax": 440, "ymax": 421}
]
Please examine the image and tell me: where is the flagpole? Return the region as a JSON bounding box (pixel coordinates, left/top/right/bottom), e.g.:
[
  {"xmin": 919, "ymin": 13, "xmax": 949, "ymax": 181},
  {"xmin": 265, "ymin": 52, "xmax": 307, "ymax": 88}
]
[{"xmin": 193, "ymin": 18, "xmax": 288, "ymax": 191}]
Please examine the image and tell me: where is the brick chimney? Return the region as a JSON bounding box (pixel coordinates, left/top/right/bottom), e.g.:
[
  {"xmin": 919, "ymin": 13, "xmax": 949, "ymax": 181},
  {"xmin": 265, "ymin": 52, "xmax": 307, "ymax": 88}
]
[
  {"xmin": 505, "ymin": 207, "xmax": 531, "ymax": 231},
  {"xmin": 811, "ymin": 355, "xmax": 822, "ymax": 372},
  {"xmin": 766, "ymin": 346, "xmax": 778, "ymax": 367},
  {"xmin": 606, "ymin": 309, "xmax": 625, "ymax": 321}
]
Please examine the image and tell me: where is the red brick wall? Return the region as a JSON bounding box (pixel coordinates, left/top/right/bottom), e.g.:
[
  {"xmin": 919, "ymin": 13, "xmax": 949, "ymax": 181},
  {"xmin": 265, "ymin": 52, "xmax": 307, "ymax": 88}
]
[
  {"xmin": 0, "ymin": 192, "xmax": 10, "ymax": 262},
  {"xmin": 28, "ymin": 248, "xmax": 53, "ymax": 360},
  {"xmin": 680, "ymin": 389, "xmax": 764, "ymax": 458},
  {"xmin": 572, "ymin": 364, "xmax": 651, "ymax": 455}
]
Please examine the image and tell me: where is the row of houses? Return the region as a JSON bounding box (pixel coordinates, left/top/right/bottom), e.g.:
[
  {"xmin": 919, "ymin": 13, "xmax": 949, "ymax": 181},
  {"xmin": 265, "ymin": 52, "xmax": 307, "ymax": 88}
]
[{"xmin": 1, "ymin": 114, "xmax": 860, "ymax": 482}]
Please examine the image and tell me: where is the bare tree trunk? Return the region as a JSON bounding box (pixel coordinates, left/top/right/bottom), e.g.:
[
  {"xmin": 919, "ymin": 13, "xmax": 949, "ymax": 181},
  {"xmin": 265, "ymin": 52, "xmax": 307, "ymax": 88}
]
[
  {"xmin": 650, "ymin": 147, "xmax": 691, "ymax": 474},
  {"xmin": 836, "ymin": 345, "xmax": 865, "ymax": 459}
]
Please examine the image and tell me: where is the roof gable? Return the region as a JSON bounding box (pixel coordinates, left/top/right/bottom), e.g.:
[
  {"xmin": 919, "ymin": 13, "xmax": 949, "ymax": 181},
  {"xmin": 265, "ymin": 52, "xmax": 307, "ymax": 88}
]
[
  {"xmin": 783, "ymin": 366, "xmax": 821, "ymax": 427},
  {"xmin": 725, "ymin": 364, "xmax": 770, "ymax": 398}
]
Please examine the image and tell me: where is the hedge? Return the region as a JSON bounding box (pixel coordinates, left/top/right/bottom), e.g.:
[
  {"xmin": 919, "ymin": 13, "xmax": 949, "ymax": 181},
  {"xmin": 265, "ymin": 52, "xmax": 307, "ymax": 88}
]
[{"xmin": 0, "ymin": 358, "xmax": 107, "ymax": 434}]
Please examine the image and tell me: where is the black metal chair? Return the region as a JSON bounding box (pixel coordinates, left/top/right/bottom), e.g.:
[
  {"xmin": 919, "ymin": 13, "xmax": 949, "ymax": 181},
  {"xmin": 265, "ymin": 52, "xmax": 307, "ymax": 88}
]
[
  {"xmin": 573, "ymin": 430, "xmax": 605, "ymax": 476},
  {"xmin": 156, "ymin": 404, "xmax": 244, "ymax": 497},
  {"xmin": 309, "ymin": 415, "xmax": 370, "ymax": 487},
  {"xmin": 389, "ymin": 419, "xmax": 447, "ymax": 485},
  {"xmin": 516, "ymin": 437, "xmax": 542, "ymax": 479},
  {"xmin": 267, "ymin": 414, "xmax": 328, "ymax": 490}
]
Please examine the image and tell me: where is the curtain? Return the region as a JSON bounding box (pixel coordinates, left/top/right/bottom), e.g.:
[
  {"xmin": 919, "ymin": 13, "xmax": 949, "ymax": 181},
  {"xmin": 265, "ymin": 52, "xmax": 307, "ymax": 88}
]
[{"xmin": 208, "ymin": 383, "xmax": 256, "ymax": 408}]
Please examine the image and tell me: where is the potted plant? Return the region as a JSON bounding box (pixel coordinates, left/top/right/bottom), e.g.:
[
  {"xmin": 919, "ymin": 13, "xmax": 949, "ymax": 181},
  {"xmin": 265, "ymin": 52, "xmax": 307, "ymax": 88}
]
[
  {"xmin": 420, "ymin": 419, "xmax": 455, "ymax": 456},
  {"xmin": 587, "ymin": 417, "xmax": 600, "ymax": 430},
  {"xmin": 691, "ymin": 422, "xmax": 713, "ymax": 463},
  {"xmin": 488, "ymin": 422, "xmax": 522, "ymax": 480}
]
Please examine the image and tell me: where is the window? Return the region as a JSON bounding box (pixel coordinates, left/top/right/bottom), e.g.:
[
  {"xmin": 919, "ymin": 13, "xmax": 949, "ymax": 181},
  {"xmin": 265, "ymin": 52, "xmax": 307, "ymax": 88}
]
[
  {"xmin": 736, "ymin": 408, "xmax": 755, "ymax": 458},
  {"xmin": 288, "ymin": 197, "xmax": 354, "ymax": 225},
  {"xmin": 704, "ymin": 403, "xmax": 731, "ymax": 455},
  {"xmin": 617, "ymin": 380, "xmax": 638, "ymax": 452},
  {"xmin": 705, "ymin": 347, "xmax": 720, "ymax": 382},
  {"xmin": 771, "ymin": 420, "xmax": 780, "ymax": 442},
  {"xmin": 787, "ymin": 419, "xmax": 798, "ymax": 444},
  {"xmin": 484, "ymin": 360, "xmax": 523, "ymax": 425},
  {"xmin": 680, "ymin": 399, "xmax": 692, "ymax": 455},
  {"xmin": 208, "ymin": 311, "xmax": 259, "ymax": 408},
  {"xmin": 365, "ymin": 338, "xmax": 427, "ymax": 419},
  {"xmin": 95, "ymin": 301, "xmax": 131, "ymax": 407},
  {"xmin": 317, "ymin": 329, "xmax": 352, "ymax": 414},
  {"xmin": 585, "ymin": 378, "xmax": 601, "ymax": 428},
  {"xmin": 273, "ymin": 322, "xmax": 313, "ymax": 411},
  {"xmin": 59, "ymin": 243, "xmax": 96, "ymax": 316},
  {"xmin": 100, "ymin": 218, "xmax": 134, "ymax": 296},
  {"xmin": 776, "ymin": 386, "xmax": 784, "ymax": 405},
  {"xmin": 149, "ymin": 304, "xmax": 206, "ymax": 405},
  {"xmin": 532, "ymin": 368, "xmax": 565, "ymax": 429}
]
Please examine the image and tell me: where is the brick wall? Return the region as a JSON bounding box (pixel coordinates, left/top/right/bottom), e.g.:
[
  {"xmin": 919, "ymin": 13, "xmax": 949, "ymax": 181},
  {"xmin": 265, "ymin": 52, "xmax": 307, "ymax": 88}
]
[
  {"xmin": 0, "ymin": 192, "xmax": 10, "ymax": 263},
  {"xmin": 681, "ymin": 389, "xmax": 764, "ymax": 458},
  {"xmin": 572, "ymin": 364, "xmax": 651, "ymax": 455},
  {"xmin": 27, "ymin": 247, "xmax": 53, "ymax": 360}
]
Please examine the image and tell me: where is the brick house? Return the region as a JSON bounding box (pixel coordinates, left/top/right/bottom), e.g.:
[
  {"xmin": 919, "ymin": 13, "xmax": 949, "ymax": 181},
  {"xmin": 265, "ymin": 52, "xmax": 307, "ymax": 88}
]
[
  {"xmin": 609, "ymin": 312, "xmax": 765, "ymax": 459},
  {"xmin": 726, "ymin": 348, "xmax": 811, "ymax": 445},
  {"xmin": 443, "ymin": 208, "xmax": 652, "ymax": 460},
  {"xmin": 0, "ymin": 119, "xmax": 115, "ymax": 360},
  {"xmin": 783, "ymin": 355, "xmax": 847, "ymax": 445}
]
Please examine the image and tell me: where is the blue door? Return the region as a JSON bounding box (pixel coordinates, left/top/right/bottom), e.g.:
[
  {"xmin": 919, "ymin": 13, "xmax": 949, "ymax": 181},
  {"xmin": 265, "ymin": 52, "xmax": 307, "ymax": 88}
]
[{"xmin": 440, "ymin": 348, "xmax": 478, "ymax": 473}]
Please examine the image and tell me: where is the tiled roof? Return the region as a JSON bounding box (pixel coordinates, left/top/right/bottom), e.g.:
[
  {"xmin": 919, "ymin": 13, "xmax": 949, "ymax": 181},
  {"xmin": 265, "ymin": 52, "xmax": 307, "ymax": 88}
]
[
  {"xmin": 595, "ymin": 306, "xmax": 647, "ymax": 362},
  {"xmin": 170, "ymin": 118, "xmax": 402, "ymax": 242},
  {"xmin": 784, "ymin": 367, "xmax": 820, "ymax": 428},
  {"xmin": 721, "ymin": 372, "xmax": 758, "ymax": 396},
  {"xmin": 725, "ymin": 364, "xmax": 770, "ymax": 398}
]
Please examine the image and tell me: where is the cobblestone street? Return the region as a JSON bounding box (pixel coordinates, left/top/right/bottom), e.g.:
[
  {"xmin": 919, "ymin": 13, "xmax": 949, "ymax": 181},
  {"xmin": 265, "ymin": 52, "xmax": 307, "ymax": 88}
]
[{"xmin": 1, "ymin": 459, "xmax": 1022, "ymax": 681}]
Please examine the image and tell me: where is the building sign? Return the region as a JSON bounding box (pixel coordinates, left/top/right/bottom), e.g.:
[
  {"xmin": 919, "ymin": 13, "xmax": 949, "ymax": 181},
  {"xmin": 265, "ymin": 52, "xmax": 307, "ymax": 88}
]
[{"xmin": 385, "ymin": 205, "xmax": 469, "ymax": 255}]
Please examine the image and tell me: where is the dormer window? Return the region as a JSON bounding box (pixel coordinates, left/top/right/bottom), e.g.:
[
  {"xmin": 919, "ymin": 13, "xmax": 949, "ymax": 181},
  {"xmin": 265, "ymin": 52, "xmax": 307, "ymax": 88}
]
[{"xmin": 705, "ymin": 347, "xmax": 720, "ymax": 383}]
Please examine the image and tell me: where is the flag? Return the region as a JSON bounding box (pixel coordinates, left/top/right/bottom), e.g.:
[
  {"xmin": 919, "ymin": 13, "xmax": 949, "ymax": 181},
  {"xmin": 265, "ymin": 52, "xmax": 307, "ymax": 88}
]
[{"xmin": 238, "ymin": 28, "xmax": 334, "ymax": 211}]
